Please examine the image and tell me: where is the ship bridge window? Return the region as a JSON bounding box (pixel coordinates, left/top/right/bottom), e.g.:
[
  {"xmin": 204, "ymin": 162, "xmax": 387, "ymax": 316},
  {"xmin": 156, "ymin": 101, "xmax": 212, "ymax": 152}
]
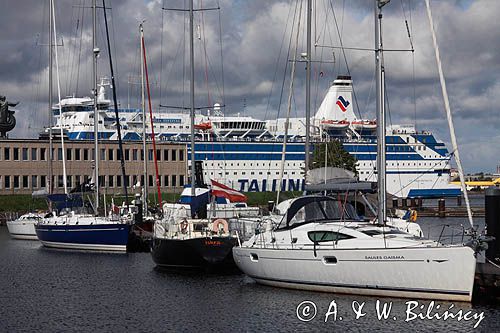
[{"xmin": 308, "ymin": 231, "xmax": 353, "ymax": 243}]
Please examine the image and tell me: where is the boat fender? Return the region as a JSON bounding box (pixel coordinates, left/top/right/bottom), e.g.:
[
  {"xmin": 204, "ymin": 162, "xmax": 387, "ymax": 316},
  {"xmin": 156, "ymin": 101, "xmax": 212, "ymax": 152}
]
[
  {"xmin": 212, "ymin": 218, "xmax": 229, "ymax": 234},
  {"xmin": 410, "ymin": 210, "xmax": 417, "ymax": 222},
  {"xmin": 180, "ymin": 219, "xmax": 189, "ymax": 233}
]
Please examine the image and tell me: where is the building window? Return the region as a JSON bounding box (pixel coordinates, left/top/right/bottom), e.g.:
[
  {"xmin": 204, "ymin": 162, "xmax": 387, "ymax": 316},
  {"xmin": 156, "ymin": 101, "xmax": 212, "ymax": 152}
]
[
  {"xmin": 66, "ymin": 176, "xmax": 72, "ymax": 189},
  {"xmin": 31, "ymin": 175, "xmax": 37, "ymax": 188},
  {"xmin": 108, "ymin": 175, "xmax": 114, "ymax": 188},
  {"xmin": 5, "ymin": 176, "xmax": 10, "ymax": 188},
  {"xmin": 40, "ymin": 148, "xmax": 46, "ymax": 161},
  {"xmin": 13, "ymin": 148, "xmax": 19, "ymax": 161},
  {"xmin": 108, "ymin": 149, "xmax": 114, "ymax": 161},
  {"xmin": 14, "ymin": 176, "xmax": 20, "ymax": 188},
  {"xmin": 140, "ymin": 149, "xmax": 144, "ymax": 161},
  {"xmin": 66, "ymin": 148, "xmax": 72, "ymax": 161},
  {"xmin": 179, "ymin": 150, "xmax": 184, "ymax": 161},
  {"xmin": 179, "ymin": 175, "xmax": 184, "ymax": 186},
  {"xmin": 164, "ymin": 175, "xmax": 169, "ymax": 187},
  {"xmin": 117, "ymin": 149, "xmax": 122, "ymax": 161},
  {"xmin": 171, "ymin": 149, "xmax": 177, "ymax": 161},
  {"xmin": 163, "ymin": 149, "xmax": 169, "ymax": 161},
  {"xmin": 41, "ymin": 175, "xmax": 46, "ymax": 188},
  {"xmin": 58, "ymin": 148, "xmax": 63, "ymax": 161},
  {"xmin": 58, "ymin": 175, "xmax": 64, "ymax": 188},
  {"xmin": 149, "ymin": 175, "xmax": 154, "ymax": 187},
  {"xmin": 172, "ymin": 175, "xmax": 177, "ymax": 187},
  {"xmin": 83, "ymin": 149, "xmax": 89, "ymax": 161},
  {"xmin": 100, "ymin": 149, "xmax": 106, "ymax": 161},
  {"xmin": 31, "ymin": 148, "xmax": 37, "ymax": 161},
  {"xmin": 125, "ymin": 175, "xmax": 130, "ymax": 187},
  {"xmin": 156, "ymin": 149, "xmax": 161, "ymax": 161},
  {"xmin": 133, "ymin": 149, "xmax": 138, "ymax": 161},
  {"xmin": 22, "ymin": 148, "xmax": 29, "ymax": 161},
  {"xmin": 99, "ymin": 175, "xmax": 105, "ymax": 188},
  {"xmin": 148, "ymin": 149, "xmax": 153, "ymax": 161},
  {"xmin": 116, "ymin": 176, "xmax": 122, "ymax": 187},
  {"xmin": 75, "ymin": 149, "xmax": 81, "ymax": 161},
  {"xmin": 125, "ymin": 149, "xmax": 130, "ymax": 161},
  {"xmin": 4, "ymin": 148, "xmax": 9, "ymax": 160}
]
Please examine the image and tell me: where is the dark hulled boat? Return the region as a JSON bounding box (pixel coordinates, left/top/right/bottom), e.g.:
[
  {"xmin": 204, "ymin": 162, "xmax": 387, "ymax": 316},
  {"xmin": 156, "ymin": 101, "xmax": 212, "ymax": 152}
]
[
  {"xmin": 151, "ymin": 185, "xmax": 259, "ymax": 270},
  {"xmin": 151, "ymin": 236, "xmax": 238, "ymax": 269}
]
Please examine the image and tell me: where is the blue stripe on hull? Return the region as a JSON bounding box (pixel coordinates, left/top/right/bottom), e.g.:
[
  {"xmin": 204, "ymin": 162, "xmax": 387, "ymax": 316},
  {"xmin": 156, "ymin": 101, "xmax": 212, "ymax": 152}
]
[
  {"xmin": 407, "ymin": 188, "xmax": 461, "ymax": 198},
  {"xmin": 35, "ymin": 223, "xmax": 130, "ymax": 251}
]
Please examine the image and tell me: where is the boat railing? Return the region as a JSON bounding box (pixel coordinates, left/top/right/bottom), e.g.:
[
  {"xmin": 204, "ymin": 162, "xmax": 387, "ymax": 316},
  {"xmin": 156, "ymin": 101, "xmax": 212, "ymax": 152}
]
[{"xmin": 435, "ymin": 224, "xmax": 468, "ymax": 245}]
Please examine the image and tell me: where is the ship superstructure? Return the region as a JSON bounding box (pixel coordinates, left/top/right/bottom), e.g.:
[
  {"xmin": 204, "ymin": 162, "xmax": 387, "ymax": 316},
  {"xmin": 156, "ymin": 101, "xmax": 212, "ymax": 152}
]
[{"xmin": 43, "ymin": 76, "xmax": 459, "ymax": 198}]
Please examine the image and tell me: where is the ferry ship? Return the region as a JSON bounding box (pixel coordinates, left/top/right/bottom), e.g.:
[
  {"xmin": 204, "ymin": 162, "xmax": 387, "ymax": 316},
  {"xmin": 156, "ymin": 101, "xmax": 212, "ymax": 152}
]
[{"xmin": 43, "ymin": 76, "xmax": 459, "ymax": 198}]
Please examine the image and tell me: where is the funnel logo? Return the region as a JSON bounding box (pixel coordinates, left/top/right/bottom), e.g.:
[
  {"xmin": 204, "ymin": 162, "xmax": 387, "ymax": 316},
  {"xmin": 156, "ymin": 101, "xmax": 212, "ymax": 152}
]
[{"xmin": 336, "ymin": 96, "xmax": 350, "ymax": 112}]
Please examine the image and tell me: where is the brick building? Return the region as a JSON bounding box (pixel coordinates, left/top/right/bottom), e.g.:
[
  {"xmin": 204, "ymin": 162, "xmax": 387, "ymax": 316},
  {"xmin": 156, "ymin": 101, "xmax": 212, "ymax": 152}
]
[{"xmin": 0, "ymin": 139, "xmax": 187, "ymax": 195}]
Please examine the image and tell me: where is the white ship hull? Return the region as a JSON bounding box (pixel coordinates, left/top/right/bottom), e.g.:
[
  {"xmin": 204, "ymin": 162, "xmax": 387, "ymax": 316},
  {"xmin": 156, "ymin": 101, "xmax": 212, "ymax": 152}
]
[
  {"xmin": 233, "ymin": 246, "xmax": 476, "ymax": 301},
  {"xmin": 7, "ymin": 221, "xmax": 38, "ymax": 240}
]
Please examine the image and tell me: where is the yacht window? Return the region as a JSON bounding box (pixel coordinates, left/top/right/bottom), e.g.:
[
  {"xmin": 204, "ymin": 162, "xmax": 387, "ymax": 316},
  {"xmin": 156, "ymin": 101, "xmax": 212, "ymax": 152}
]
[
  {"xmin": 360, "ymin": 229, "xmax": 408, "ymax": 236},
  {"xmin": 308, "ymin": 231, "xmax": 353, "ymax": 243}
]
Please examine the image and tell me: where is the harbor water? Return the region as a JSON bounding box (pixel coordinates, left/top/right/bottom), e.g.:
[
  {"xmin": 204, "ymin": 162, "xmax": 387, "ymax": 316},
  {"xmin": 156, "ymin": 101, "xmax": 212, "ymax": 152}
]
[{"xmin": 1, "ymin": 216, "xmax": 498, "ymax": 332}]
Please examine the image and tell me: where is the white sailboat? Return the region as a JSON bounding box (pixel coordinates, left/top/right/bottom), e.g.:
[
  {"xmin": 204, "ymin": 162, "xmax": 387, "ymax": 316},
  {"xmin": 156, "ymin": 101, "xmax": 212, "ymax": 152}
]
[
  {"xmin": 6, "ymin": 213, "xmax": 43, "ymax": 240},
  {"xmin": 232, "ymin": 0, "xmax": 477, "ymax": 301}
]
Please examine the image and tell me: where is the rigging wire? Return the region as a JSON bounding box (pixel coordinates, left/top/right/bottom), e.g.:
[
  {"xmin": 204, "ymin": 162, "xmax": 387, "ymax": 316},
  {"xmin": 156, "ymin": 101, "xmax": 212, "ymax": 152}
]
[
  {"xmin": 159, "ymin": 0, "xmax": 165, "ymax": 105},
  {"xmin": 200, "ymin": 0, "xmax": 212, "ymax": 108},
  {"xmin": 276, "ymin": 0, "xmax": 303, "ymax": 205},
  {"xmin": 264, "ymin": 0, "xmax": 300, "ymax": 185},
  {"xmin": 216, "ymin": 0, "xmax": 226, "ymax": 111},
  {"xmin": 328, "ymin": 0, "xmax": 363, "ymax": 121},
  {"xmin": 75, "ymin": 0, "xmax": 86, "ymax": 96}
]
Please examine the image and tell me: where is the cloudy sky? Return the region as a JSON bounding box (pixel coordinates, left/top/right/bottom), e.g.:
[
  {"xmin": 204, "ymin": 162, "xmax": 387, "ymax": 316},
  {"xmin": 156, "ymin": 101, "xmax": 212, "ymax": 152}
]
[{"xmin": 1, "ymin": 0, "xmax": 498, "ymax": 173}]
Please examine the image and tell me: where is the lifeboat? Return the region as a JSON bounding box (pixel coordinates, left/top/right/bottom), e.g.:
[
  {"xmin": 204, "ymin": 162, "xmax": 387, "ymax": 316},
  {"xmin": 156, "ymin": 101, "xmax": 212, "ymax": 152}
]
[
  {"xmin": 351, "ymin": 119, "xmax": 377, "ymax": 131},
  {"xmin": 194, "ymin": 121, "xmax": 212, "ymax": 131},
  {"xmin": 320, "ymin": 119, "xmax": 350, "ymax": 130}
]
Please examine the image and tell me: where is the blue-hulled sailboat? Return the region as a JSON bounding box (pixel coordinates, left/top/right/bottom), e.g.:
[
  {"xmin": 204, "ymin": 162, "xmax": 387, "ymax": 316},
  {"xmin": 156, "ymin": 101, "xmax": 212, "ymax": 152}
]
[{"xmin": 35, "ymin": 0, "xmax": 131, "ymax": 252}]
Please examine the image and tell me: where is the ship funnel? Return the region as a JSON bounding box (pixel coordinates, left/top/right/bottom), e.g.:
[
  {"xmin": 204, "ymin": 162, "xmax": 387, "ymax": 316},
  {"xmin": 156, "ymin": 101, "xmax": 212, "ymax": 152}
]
[{"xmin": 315, "ymin": 75, "xmax": 357, "ymax": 122}]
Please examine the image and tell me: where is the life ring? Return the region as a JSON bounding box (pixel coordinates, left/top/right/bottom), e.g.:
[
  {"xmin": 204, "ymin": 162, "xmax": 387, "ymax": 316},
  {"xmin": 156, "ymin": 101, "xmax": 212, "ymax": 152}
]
[
  {"xmin": 180, "ymin": 219, "xmax": 189, "ymax": 233},
  {"xmin": 410, "ymin": 210, "xmax": 418, "ymax": 222},
  {"xmin": 212, "ymin": 218, "xmax": 229, "ymax": 234}
]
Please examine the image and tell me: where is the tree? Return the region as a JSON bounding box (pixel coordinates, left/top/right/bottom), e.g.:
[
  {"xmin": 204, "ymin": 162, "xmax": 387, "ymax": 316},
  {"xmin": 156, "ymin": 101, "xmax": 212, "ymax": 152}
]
[{"xmin": 310, "ymin": 140, "xmax": 358, "ymax": 174}]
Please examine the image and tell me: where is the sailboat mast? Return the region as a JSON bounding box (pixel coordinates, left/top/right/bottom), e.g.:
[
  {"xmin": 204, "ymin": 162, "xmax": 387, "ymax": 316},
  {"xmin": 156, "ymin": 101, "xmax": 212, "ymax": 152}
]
[
  {"xmin": 92, "ymin": 0, "xmax": 100, "ymax": 212},
  {"xmin": 189, "ymin": 0, "xmax": 196, "ymax": 197},
  {"xmin": 140, "ymin": 24, "xmax": 148, "ymax": 210},
  {"xmin": 375, "ymin": 0, "xmax": 387, "ymax": 224},
  {"xmin": 48, "ymin": 0, "xmax": 53, "ymax": 196},
  {"xmin": 304, "ymin": 0, "xmax": 312, "ymax": 183},
  {"xmin": 141, "ymin": 24, "xmax": 163, "ymax": 206},
  {"xmin": 102, "ymin": 0, "xmax": 129, "ymax": 206},
  {"xmin": 51, "ymin": 0, "xmax": 68, "ymax": 195}
]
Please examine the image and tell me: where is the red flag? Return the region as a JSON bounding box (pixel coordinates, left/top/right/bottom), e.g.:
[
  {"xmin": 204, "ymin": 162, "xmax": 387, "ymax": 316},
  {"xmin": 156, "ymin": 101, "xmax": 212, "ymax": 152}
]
[{"xmin": 210, "ymin": 179, "xmax": 247, "ymax": 203}]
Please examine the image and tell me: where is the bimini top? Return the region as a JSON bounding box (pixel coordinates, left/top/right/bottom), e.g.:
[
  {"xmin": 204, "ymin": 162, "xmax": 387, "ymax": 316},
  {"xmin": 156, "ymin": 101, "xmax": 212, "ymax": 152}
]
[{"xmin": 277, "ymin": 195, "xmax": 360, "ymax": 230}]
